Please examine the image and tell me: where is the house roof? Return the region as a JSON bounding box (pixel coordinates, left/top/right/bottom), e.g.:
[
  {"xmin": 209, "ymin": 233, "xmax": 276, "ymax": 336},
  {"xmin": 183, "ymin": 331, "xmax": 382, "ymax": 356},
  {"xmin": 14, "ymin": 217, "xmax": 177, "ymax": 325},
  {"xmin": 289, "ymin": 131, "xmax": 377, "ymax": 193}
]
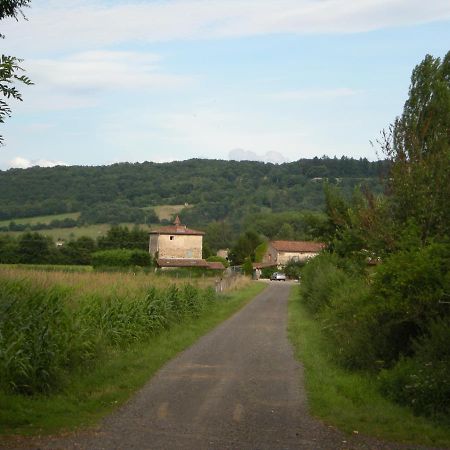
[
  {"xmin": 150, "ymin": 225, "xmax": 205, "ymax": 236},
  {"xmin": 156, "ymin": 258, "xmax": 209, "ymax": 268},
  {"xmin": 207, "ymin": 261, "xmax": 226, "ymax": 270},
  {"xmin": 150, "ymin": 216, "xmax": 204, "ymax": 236},
  {"xmin": 252, "ymin": 262, "xmax": 277, "ymax": 269},
  {"xmin": 270, "ymin": 240, "xmax": 325, "ymax": 253}
]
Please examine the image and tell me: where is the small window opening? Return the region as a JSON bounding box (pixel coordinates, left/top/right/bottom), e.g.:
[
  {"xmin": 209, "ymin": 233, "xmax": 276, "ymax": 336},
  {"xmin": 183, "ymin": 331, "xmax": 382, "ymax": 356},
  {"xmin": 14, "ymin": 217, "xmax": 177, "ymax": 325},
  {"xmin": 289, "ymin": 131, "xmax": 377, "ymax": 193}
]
[{"xmin": 170, "ymin": 236, "xmax": 174, "ymax": 240}]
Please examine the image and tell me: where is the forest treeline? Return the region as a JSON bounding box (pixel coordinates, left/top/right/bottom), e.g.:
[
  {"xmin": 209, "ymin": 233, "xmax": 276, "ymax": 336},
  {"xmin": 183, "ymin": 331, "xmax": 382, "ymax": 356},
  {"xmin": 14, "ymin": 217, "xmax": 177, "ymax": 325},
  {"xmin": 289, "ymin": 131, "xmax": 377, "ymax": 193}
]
[{"xmin": 0, "ymin": 157, "xmax": 387, "ymax": 226}]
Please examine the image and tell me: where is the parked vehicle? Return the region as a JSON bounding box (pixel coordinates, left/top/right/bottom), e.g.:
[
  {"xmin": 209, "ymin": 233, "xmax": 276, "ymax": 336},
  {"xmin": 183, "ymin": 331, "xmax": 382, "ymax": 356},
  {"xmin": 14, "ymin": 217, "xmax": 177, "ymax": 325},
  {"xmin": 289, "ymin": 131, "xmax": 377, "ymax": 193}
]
[{"xmin": 270, "ymin": 272, "xmax": 286, "ymax": 281}]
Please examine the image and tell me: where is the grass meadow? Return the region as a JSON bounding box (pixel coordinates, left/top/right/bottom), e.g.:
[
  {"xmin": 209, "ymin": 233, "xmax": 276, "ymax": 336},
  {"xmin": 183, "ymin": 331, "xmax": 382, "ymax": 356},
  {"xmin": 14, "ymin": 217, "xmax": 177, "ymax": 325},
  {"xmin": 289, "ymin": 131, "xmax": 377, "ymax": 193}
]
[
  {"xmin": 288, "ymin": 287, "xmax": 450, "ymax": 448},
  {"xmin": 0, "ymin": 212, "xmax": 81, "ymax": 227},
  {"xmin": 0, "ymin": 266, "xmax": 261, "ymax": 437}
]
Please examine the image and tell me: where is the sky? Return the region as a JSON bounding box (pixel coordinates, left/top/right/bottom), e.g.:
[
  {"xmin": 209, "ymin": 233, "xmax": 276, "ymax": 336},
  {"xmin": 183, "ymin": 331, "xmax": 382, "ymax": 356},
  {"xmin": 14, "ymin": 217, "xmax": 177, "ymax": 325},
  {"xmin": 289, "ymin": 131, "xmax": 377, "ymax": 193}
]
[{"xmin": 1, "ymin": 0, "xmax": 449, "ymax": 169}]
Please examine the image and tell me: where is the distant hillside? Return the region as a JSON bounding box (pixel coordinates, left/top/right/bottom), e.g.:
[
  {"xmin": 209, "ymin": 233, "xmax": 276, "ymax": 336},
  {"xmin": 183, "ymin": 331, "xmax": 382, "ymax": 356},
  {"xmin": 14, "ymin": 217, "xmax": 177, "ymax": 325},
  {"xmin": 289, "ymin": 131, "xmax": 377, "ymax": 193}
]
[{"xmin": 0, "ymin": 157, "xmax": 388, "ymax": 226}]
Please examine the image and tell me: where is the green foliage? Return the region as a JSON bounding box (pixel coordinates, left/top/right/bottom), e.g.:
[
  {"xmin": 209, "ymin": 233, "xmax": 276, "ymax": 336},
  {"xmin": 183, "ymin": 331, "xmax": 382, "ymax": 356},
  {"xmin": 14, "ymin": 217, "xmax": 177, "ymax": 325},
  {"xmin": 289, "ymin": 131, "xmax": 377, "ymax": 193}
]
[
  {"xmin": 91, "ymin": 249, "xmax": 151, "ymax": 268},
  {"xmin": 283, "ymin": 259, "xmax": 305, "ymax": 280},
  {"xmin": 17, "ymin": 232, "xmax": 54, "ymax": 264},
  {"xmin": 229, "ymin": 230, "xmax": 262, "ymax": 265},
  {"xmin": 0, "ymin": 235, "xmax": 19, "ymax": 263},
  {"xmin": 299, "ymin": 253, "xmax": 349, "ymax": 314},
  {"xmin": 379, "ymin": 317, "xmax": 450, "ymax": 418},
  {"xmin": 0, "ymin": 158, "xmax": 386, "ymax": 222},
  {"xmin": 242, "ymin": 257, "xmax": 253, "ymax": 276},
  {"xmin": 260, "ymin": 267, "xmax": 274, "ymax": 279},
  {"xmin": 289, "ymin": 289, "xmax": 450, "ymax": 447},
  {"xmin": 254, "ymin": 241, "xmax": 268, "ymax": 263},
  {"xmin": 97, "ymin": 225, "xmax": 148, "ymax": 251},
  {"xmin": 203, "ymin": 221, "xmax": 233, "ymax": 253},
  {"xmin": 80, "ymin": 202, "xmax": 157, "ymax": 225},
  {"xmin": 206, "ymin": 255, "xmax": 229, "ymax": 268},
  {"xmin": 0, "ymin": 278, "xmax": 216, "ymax": 395},
  {"xmin": 0, "ymin": 1, "xmax": 33, "ymax": 145},
  {"xmin": 383, "ymin": 51, "xmax": 450, "ymax": 243},
  {"xmin": 243, "ymin": 211, "xmax": 328, "ymax": 241},
  {"xmin": 0, "ymin": 280, "xmax": 87, "ymax": 394},
  {"xmin": 292, "ymin": 51, "xmax": 450, "ymax": 423}
]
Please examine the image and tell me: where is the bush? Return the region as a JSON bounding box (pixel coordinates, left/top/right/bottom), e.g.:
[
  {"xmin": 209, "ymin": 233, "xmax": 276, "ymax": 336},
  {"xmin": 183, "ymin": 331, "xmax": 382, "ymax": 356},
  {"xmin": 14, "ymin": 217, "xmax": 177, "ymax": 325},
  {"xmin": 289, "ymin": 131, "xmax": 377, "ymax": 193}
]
[
  {"xmin": 284, "ymin": 259, "xmax": 305, "ymax": 279},
  {"xmin": 242, "ymin": 257, "xmax": 253, "ymax": 276},
  {"xmin": 379, "ymin": 317, "xmax": 450, "ymax": 418},
  {"xmin": 299, "ymin": 253, "xmax": 348, "ymax": 314},
  {"xmin": 369, "ymin": 243, "xmax": 450, "ymax": 365},
  {"xmin": 91, "ymin": 249, "xmax": 152, "ymax": 268},
  {"xmin": 206, "ymin": 255, "xmax": 229, "ymax": 268},
  {"xmin": 319, "ymin": 276, "xmax": 378, "ymax": 370}
]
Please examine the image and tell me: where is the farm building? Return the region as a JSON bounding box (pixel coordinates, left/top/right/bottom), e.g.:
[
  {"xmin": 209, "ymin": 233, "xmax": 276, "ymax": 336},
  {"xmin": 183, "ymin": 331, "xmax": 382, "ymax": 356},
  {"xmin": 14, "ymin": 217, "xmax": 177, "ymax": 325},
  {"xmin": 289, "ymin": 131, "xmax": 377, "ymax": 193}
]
[
  {"xmin": 262, "ymin": 240, "xmax": 325, "ymax": 266},
  {"xmin": 149, "ymin": 216, "xmax": 224, "ymax": 270}
]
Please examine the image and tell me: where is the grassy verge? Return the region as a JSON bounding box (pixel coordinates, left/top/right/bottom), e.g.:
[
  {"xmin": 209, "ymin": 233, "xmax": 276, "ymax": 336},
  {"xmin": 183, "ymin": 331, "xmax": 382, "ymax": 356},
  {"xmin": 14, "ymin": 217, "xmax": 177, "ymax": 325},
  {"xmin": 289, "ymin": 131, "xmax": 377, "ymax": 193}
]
[
  {"xmin": 287, "ymin": 286, "xmax": 450, "ymax": 448},
  {"xmin": 0, "ymin": 282, "xmax": 265, "ymax": 437}
]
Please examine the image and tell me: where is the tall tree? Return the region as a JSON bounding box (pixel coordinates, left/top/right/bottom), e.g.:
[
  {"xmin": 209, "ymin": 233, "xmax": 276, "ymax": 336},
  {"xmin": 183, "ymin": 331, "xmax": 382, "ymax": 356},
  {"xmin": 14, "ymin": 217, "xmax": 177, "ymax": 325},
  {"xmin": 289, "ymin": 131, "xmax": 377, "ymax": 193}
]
[
  {"xmin": 0, "ymin": 0, "xmax": 33, "ymax": 145},
  {"xmin": 383, "ymin": 51, "xmax": 450, "ymax": 242}
]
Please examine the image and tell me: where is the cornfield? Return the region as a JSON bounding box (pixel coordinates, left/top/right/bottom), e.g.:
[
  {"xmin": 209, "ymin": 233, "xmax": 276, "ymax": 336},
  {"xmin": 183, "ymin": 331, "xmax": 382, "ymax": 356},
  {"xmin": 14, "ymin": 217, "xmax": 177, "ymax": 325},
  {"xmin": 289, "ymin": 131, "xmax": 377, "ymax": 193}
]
[{"xmin": 0, "ymin": 268, "xmax": 218, "ymax": 395}]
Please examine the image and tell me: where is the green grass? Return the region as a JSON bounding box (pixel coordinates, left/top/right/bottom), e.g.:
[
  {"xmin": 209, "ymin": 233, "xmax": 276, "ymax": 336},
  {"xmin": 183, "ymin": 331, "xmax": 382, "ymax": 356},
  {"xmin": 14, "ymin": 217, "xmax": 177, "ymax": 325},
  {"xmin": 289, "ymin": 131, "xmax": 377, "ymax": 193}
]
[
  {"xmin": 287, "ymin": 286, "xmax": 450, "ymax": 448},
  {"xmin": 0, "ymin": 263, "xmax": 94, "ymax": 272},
  {"xmin": 0, "ymin": 282, "xmax": 266, "ymax": 437},
  {"xmin": 0, "ymin": 212, "xmax": 80, "ymax": 227},
  {"xmin": 152, "ymin": 204, "xmax": 193, "ymax": 221},
  {"xmin": 2, "ymin": 223, "xmax": 152, "ymax": 240}
]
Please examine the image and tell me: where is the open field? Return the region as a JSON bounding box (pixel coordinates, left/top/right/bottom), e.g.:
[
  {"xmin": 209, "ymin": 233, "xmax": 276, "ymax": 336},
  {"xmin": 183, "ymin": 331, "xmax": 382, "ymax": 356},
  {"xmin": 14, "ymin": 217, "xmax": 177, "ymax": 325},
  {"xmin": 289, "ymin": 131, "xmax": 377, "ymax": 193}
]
[
  {"xmin": 0, "ymin": 265, "xmax": 226, "ymax": 295},
  {"xmin": 1, "ymin": 223, "xmax": 152, "ymax": 240},
  {"xmin": 0, "ymin": 212, "xmax": 80, "ymax": 227},
  {"xmin": 0, "ymin": 266, "xmax": 261, "ymax": 437},
  {"xmin": 287, "ymin": 287, "xmax": 450, "ymax": 448},
  {"xmin": 152, "ymin": 204, "xmax": 192, "ymax": 221}
]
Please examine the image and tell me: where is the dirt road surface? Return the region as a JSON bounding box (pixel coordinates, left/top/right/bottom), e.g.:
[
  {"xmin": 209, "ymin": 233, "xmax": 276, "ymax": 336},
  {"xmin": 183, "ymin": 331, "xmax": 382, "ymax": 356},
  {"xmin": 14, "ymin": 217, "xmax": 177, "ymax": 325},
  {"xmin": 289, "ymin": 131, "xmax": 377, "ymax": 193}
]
[{"xmin": 4, "ymin": 283, "xmax": 434, "ymax": 449}]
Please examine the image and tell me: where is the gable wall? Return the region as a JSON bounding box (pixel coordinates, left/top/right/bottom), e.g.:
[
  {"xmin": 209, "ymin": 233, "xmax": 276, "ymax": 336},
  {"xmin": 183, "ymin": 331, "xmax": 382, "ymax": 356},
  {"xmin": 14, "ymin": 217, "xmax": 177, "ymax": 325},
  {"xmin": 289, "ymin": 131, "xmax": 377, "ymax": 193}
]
[{"xmin": 149, "ymin": 234, "xmax": 203, "ymax": 259}]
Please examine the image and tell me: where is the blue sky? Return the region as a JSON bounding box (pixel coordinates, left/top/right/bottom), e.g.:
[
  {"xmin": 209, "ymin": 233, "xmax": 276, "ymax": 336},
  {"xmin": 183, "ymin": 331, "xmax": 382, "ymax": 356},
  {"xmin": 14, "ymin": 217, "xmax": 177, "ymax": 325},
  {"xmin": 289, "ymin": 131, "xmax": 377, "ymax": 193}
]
[{"xmin": 1, "ymin": 0, "xmax": 450, "ymax": 169}]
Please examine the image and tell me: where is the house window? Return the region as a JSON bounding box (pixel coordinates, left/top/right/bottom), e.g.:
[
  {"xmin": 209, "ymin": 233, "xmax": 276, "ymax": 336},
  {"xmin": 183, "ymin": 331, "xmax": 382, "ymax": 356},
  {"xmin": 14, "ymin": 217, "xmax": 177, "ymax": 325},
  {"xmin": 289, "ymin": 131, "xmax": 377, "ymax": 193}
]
[{"xmin": 170, "ymin": 236, "xmax": 174, "ymax": 240}]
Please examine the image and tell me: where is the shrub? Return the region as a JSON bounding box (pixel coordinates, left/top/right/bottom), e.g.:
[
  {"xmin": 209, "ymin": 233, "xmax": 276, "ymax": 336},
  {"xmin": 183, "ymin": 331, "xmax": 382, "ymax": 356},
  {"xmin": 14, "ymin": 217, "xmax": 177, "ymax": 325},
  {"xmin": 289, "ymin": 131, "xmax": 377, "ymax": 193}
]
[
  {"xmin": 379, "ymin": 317, "xmax": 450, "ymax": 418},
  {"xmin": 299, "ymin": 253, "xmax": 348, "ymax": 314},
  {"xmin": 242, "ymin": 257, "xmax": 253, "ymax": 276},
  {"xmin": 319, "ymin": 276, "xmax": 377, "ymax": 370},
  {"xmin": 369, "ymin": 243, "xmax": 450, "ymax": 364},
  {"xmin": 206, "ymin": 255, "xmax": 229, "ymax": 268},
  {"xmin": 284, "ymin": 259, "xmax": 305, "ymax": 279},
  {"xmin": 91, "ymin": 249, "xmax": 152, "ymax": 268}
]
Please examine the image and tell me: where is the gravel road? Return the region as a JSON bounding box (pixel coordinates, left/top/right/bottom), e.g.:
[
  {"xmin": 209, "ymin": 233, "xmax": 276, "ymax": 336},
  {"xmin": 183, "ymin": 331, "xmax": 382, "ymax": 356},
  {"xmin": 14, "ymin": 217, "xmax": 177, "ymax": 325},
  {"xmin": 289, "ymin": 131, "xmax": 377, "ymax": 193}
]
[{"xmin": 3, "ymin": 283, "xmax": 439, "ymax": 450}]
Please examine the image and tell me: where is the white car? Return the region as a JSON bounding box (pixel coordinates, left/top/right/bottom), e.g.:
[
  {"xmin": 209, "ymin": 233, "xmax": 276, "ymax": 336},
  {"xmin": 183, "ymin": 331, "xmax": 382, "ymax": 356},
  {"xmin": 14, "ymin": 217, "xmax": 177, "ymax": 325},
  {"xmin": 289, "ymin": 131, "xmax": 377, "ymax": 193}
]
[{"xmin": 270, "ymin": 272, "xmax": 286, "ymax": 281}]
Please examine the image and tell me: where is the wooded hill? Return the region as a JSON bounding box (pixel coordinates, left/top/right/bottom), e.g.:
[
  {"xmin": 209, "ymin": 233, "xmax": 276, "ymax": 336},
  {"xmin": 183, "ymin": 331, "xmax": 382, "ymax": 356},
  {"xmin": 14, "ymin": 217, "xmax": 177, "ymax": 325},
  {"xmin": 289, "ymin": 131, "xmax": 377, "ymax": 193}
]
[{"xmin": 0, "ymin": 157, "xmax": 387, "ymax": 226}]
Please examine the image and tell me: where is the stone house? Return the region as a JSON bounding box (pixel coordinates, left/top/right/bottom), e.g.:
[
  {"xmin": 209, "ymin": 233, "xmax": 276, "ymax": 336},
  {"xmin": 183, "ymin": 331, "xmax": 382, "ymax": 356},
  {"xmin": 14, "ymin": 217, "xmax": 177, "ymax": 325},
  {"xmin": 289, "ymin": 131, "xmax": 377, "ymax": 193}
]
[
  {"xmin": 149, "ymin": 216, "xmax": 223, "ymax": 270},
  {"xmin": 263, "ymin": 240, "xmax": 325, "ymax": 266}
]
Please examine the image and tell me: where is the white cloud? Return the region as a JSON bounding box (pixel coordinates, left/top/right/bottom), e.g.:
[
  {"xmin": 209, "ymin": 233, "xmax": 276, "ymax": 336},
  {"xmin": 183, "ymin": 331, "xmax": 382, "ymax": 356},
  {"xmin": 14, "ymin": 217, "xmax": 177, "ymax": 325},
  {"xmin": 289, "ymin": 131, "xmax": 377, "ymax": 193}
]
[
  {"xmin": 10, "ymin": 156, "xmax": 67, "ymax": 169},
  {"xmin": 229, "ymin": 148, "xmax": 289, "ymax": 164},
  {"xmin": 15, "ymin": 50, "xmax": 190, "ymax": 112},
  {"xmin": 269, "ymin": 88, "xmax": 361, "ymax": 101},
  {"xmin": 3, "ymin": 0, "xmax": 450, "ymax": 53},
  {"xmin": 28, "ymin": 51, "xmax": 189, "ymax": 91}
]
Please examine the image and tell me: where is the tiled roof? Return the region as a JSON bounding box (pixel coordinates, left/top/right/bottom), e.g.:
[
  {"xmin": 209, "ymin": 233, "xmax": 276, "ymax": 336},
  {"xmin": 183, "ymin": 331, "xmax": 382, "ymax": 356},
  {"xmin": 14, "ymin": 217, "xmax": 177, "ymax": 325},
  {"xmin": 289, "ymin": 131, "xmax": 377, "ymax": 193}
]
[
  {"xmin": 207, "ymin": 261, "xmax": 226, "ymax": 270},
  {"xmin": 156, "ymin": 258, "xmax": 209, "ymax": 268},
  {"xmin": 270, "ymin": 240, "xmax": 325, "ymax": 253},
  {"xmin": 252, "ymin": 262, "xmax": 277, "ymax": 269},
  {"xmin": 150, "ymin": 225, "xmax": 205, "ymax": 236}
]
